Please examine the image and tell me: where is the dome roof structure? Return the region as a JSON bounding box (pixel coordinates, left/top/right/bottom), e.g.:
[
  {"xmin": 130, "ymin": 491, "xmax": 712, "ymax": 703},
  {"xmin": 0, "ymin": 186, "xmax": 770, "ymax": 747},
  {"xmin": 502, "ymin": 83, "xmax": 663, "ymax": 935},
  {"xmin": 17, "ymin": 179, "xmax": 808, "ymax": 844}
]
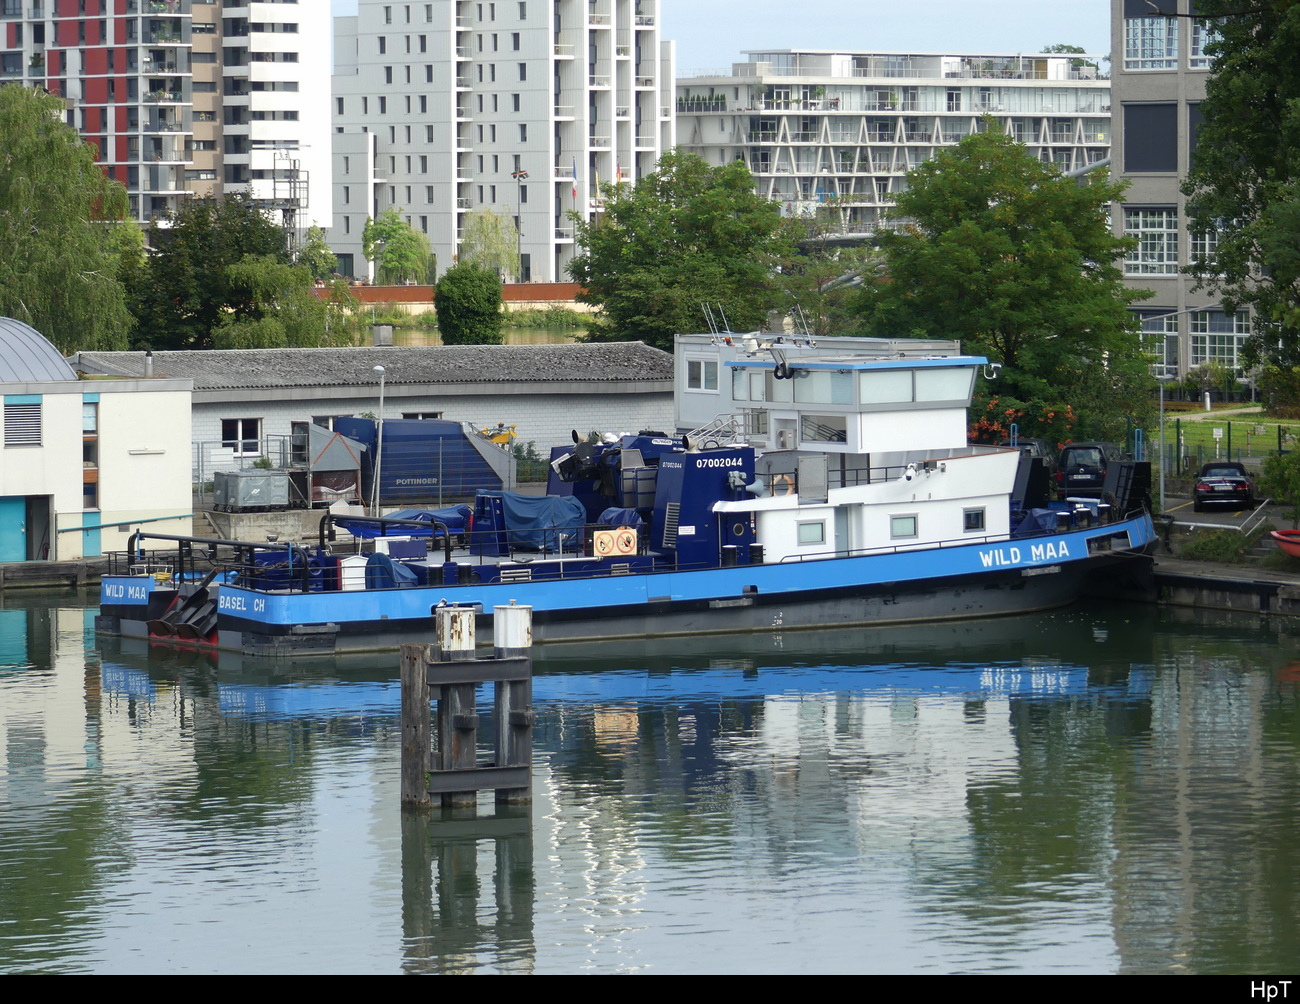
[{"xmin": 0, "ymin": 317, "xmax": 77, "ymax": 383}]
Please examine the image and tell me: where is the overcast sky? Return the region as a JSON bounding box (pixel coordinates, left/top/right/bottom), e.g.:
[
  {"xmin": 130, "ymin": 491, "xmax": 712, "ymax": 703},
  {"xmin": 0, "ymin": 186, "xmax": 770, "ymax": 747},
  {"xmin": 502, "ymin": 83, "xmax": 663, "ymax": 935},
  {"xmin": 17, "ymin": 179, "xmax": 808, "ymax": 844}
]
[{"xmin": 330, "ymin": 1, "xmax": 1113, "ymax": 73}]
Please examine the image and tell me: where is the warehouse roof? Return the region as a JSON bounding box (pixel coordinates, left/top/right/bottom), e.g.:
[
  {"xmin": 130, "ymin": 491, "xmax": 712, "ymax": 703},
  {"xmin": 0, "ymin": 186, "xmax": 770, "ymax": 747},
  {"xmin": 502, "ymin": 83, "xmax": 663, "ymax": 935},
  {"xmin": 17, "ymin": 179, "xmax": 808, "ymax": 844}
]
[{"xmin": 69, "ymin": 342, "xmax": 673, "ymax": 391}]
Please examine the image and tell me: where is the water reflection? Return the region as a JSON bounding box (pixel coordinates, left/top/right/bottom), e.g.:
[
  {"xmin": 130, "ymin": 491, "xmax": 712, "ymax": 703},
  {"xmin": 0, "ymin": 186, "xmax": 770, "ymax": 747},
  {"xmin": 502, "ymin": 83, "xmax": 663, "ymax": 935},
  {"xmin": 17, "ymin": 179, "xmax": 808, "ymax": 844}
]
[{"xmin": 1, "ymin": 593, "xmax": 1298, "ymax": 973}]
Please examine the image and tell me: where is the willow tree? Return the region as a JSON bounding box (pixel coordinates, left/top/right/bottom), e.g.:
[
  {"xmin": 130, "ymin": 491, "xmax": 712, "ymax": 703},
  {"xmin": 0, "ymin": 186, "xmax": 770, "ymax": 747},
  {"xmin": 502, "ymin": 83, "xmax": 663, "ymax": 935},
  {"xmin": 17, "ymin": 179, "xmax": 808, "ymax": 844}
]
[
  {"xmin": 459, "ymin": 207, "xmax": 519, "ymax": 279},
  {"xmin": 363, "ymin": 207, "xmax": 434, "ymax": 284},
  {"xmin": 0, "ymin": 85, "xmax": 136, "ymax": 352}
]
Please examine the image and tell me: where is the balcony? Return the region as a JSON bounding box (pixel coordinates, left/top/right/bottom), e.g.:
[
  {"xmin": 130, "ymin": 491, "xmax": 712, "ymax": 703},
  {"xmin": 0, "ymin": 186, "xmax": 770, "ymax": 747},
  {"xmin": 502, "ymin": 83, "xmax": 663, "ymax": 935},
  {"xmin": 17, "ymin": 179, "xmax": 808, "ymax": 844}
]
[{"xmin": 554, "ymin": 43, "xmax": 574, "ymax": 59}]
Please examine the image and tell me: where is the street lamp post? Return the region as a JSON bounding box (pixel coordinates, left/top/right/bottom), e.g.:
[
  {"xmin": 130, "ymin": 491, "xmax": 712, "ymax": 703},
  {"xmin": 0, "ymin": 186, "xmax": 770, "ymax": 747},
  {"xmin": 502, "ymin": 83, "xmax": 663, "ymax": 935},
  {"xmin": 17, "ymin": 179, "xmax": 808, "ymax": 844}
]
[
  {"xmin": 372, "ymin": 364, "xmax": 386, "ymax": 516},
  {"xmin": 510, "ymin": 169, "xmax": 528, "ymax": 280}
]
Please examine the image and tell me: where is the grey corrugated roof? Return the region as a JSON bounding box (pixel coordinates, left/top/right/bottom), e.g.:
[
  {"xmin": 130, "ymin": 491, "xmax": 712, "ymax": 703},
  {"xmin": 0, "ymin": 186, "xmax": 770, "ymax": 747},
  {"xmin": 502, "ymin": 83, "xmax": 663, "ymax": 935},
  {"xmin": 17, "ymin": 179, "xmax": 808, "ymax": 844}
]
[
  {"xmin": 0, "ymin": 318, "xmax": 78, "ymax": 383},
  {"xmin": 69, "ymin": 343, "xmax": 673, "ymax": 390}
]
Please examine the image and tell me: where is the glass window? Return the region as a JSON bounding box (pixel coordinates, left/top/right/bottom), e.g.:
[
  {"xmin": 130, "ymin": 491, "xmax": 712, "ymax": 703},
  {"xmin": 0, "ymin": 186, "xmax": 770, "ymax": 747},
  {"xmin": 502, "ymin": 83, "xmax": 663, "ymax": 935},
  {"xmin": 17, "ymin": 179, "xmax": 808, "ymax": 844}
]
[
  {"xmin": 221, "ymin": 418, "xmax": 261, "ymax": 456},
  {"xmin": 800, "ymin": 414, "xmax": 847, "ymax": 443},
  {"xmin": 1124, "ymin": 17, "xmax": 1179, "ymax": 71},
  {"xmin": 1190, "ymin": 20, "xmax": 1220, "ymax": 69},
  {"xmin": 1190, "ymin": 311, "xmax": 1250, "ymax": 369},
  {"xmin": 859, "ymin": 369, "xmax": 912, "ymax": 404},
  {"xmin": 890, "ymin": 515, "xmax": 917, "ymax": 540},
  {"xmin": 914, "ymin": 368, "xmax": 974, "ymax": 403},
  {"xmin": 963, "ymin": 508, "xmax": 985, "ymax": 533},
  {"xmin": 1124, "ymin": 208, "xmax": 1179, "ymax": 275},
  {"xmin": 686, "ymin": 359, "xmax": 718, "ymax": 391},
  {"xmin": 797, "ymin": 521, "xmax": 825, "ymax": 546}
]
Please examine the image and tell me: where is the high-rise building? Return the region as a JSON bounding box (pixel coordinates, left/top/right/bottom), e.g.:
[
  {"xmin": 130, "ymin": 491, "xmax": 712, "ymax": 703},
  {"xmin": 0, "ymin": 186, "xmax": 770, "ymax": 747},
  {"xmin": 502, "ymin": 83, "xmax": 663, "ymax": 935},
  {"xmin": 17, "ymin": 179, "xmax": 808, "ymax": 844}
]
[
  {"xmin": 1111, "ymin": 0, "xmax": 1236, "ymax": 379},
  {"xmin": 330, "ymin": 0, "xmax": 674, "ymax": 282},
  {"xmin": 676, "ymin": 50, "xmax": 1111, "ymax": 234},
  {"xmin": 0, "ymin": 0, "xmax": 330, "ymax": 236}
]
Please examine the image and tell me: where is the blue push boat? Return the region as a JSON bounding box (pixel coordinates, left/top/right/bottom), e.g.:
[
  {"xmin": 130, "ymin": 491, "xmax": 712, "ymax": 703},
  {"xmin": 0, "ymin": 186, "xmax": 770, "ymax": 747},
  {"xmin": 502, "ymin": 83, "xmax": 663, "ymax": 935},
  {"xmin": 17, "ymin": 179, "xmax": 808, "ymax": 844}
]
[{"xmin": 97, "ymin": 341, "xmax": 1156, "ymax": 658}]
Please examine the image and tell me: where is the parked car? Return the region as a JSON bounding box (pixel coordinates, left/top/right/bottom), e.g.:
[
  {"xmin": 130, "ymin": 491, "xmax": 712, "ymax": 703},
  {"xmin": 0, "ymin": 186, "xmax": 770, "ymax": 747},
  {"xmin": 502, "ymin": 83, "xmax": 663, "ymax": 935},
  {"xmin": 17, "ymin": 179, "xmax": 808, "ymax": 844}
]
[
  {"xmin": 1193, "ymin": 462, "xmax": 1256, "ymax": 512},
  {"xmin": 1055, "ymin": 441, "xmax": 1127, "ymax": 499},
  {"xmin": 998, "ymin": 437, "xmax": 1057, "ymax": 467}
]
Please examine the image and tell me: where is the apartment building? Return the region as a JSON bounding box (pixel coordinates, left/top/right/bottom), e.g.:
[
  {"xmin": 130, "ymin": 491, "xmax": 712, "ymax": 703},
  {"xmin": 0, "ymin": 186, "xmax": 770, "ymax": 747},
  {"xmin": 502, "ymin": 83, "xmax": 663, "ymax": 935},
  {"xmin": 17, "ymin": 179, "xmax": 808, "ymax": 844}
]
[
  {"xmin": 330, "ymin": 0, "xmax": 675, "ymax": 282},
  {"xmin": 0, "ymin": 0, "xmax": 330, "ymax": 235},
  {"xmin": 676, "ymin": 49, "xmax": 1110, "ymax": 232},
  {"xmin": 1111, "ymin": 0, "xmax": 1236, "ymax": 379}
]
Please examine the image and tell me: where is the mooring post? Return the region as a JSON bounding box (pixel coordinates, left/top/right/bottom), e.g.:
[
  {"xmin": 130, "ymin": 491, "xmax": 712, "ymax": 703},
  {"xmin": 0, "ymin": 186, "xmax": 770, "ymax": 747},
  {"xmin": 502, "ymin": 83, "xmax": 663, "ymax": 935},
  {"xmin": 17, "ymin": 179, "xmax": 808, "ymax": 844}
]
[
  {"xmin": 435, "ymin": 606, "xmax": 478, "ymax": 809},
  {"xmin": 494, "ymin": 603, "xmax": 533, "ymax": 805},
  {"xmin": 400, "ymin": 642, "xmax": 433, "ymax": 807}
]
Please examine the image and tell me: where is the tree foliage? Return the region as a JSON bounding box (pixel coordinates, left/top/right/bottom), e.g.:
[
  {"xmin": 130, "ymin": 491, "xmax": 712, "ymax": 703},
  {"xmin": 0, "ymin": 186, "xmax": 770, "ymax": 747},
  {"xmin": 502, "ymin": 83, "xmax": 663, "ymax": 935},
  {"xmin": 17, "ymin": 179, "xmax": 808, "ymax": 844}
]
[
  {"xmin": 211, "ymin": 256, "xmax": 358, "ymax": 349},
  {"xmin": 130, "ymin": 194, "xmax": 289, "ymax": 349},
  {"xmin": 459, "ymin": 207, "xmax": 519, "ymax": 279},
  {"xmin": 855, "ymin": 127, "xmax": 1151, "ymax": 442},
  {"xmin": 567, "ymin": 152, "xmax": 794, "ymax": 351},
  {"xmin": 435, "ymin": 262, "xmax": 504, "ymax": 345},
  {"xmin": 363, "ymin": 207, "xmax": 434, "ymax": 284},
  {"xmin": 1183, "ymin": 2, "xmax": 1300, "ymax": 368},
  {"xmin": 0, "ymin": 85, "xmax": 135, "ymax": 352},
  {"xmin": 297, "ymin": 225, "xmax": 338, "ymax": 280},
  {"xmin": 777, "ymin": 210, "xmax": 880, "ymax": 336},
  {"xmin": 1259, "ymin": 448, "xmax": 1300, "ymax": 528}
]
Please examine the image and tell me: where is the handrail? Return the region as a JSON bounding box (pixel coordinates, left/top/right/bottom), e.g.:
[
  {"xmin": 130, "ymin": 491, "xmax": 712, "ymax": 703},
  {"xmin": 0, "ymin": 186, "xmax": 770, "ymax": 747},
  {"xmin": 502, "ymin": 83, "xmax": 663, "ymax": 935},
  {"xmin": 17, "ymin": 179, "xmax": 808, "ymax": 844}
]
[
  {"xmin": 58, "ymin": 512, "xmax": 194, "ymax": 533},
  {"xmin": 125, "ymin": 530, "xmax": 313, "ymax": 592},
  {"xmin": 319, "ymin": 512, "xmax": 453, "ymax": 564}
]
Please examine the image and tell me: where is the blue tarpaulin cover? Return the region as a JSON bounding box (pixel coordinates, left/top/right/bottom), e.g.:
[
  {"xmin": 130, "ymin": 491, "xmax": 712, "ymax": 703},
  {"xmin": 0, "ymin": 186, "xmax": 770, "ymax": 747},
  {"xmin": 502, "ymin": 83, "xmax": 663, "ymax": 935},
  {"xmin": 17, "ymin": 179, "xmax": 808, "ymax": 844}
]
[
  {"xmin": 497, "ymin": 492, "xmax": 586, "ymax": 550},
  {"xmin": 335, "ymin": 505, "xmax": 472, "ymax": 539},
  {"xmin": 1013, "ymin": 508, "xmax": 1060, "ymax": 536},
  {"xmin": 597, "ymin": 507, "xmax": 643, "ymax": 528},
  {"xmin": 365, "ymin": 551, "xmax": 418, "ymax": 588}
]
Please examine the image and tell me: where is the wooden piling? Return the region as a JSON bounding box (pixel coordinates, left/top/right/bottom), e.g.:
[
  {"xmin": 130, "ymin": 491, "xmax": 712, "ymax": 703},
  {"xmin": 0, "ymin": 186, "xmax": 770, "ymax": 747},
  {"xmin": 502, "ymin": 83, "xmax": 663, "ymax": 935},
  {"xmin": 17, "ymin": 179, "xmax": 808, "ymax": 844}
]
[{"xmin": 400, "ymin": 603, "xmax": 534, "ymax": 810}]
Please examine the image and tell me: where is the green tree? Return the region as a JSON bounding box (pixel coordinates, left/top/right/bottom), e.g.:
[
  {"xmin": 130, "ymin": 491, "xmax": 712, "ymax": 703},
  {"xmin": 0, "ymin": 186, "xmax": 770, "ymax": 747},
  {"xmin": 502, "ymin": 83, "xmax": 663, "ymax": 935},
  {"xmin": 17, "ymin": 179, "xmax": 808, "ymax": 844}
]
[
  {"xmin": 855, "ymin": 127, "xmax": 1151, "ymax": 443},
  {"xmin": 1183, "ymin": 2, "xmax": 1300, "ymax": 370},
  {"xmin": 567, "ymin": 152, "xmax": 794, "ymax": 351},
  {"xmin": 777, "ymin": 209, "xmax": 880, "ymax": 336},
  {"xmin": 297, "ymin": 225, "xmax": 338, "ymax": 280},
  {"xmin": 211, "ymin": 256, "xmax": 357, "ymax": 348},
  {"xmin": 1259, "ymin": 448, "xmax": 1300, "ymax": 528},
  {"xmin": 459, "ymin": 207, "xmax": 520, "ymax": 279},
  {"xmin": 0, "ymin": 85, "xmax": 135, "ymax": 352},
  {"xmin": 131, "ymin": 193, "xmax": 289, "ymax": 349},
  {"xmin": 363, "ymin": 207, "xmax": 434, "ymax": 284},
  {"xmin": 435, "ymin": 262, "xmax": 503, "ymax": 344}
]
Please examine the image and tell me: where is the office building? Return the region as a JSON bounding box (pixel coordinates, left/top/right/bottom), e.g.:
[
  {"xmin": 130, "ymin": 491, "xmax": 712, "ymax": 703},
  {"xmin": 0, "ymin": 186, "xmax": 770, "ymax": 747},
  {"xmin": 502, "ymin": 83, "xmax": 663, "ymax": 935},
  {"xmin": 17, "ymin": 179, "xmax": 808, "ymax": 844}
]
[{"xmin": 1111, "ymin": 0, "xmax": 1237, "ymax": 378}]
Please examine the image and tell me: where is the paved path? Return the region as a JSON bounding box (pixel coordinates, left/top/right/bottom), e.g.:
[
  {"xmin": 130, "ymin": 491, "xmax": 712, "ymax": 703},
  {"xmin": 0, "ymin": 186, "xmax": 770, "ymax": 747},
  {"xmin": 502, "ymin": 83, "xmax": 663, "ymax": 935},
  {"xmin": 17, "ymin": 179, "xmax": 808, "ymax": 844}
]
[{"xmin": 1169, "ymin": 406, "xmax": 1266, "ymax": 422}]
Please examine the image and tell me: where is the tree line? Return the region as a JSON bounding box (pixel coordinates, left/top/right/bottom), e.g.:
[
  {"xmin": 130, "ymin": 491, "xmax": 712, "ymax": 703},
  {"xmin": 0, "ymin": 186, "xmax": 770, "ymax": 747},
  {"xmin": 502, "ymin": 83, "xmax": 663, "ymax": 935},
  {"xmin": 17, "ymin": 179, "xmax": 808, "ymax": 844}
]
[{"xmin": 0, "ymin": 85, "xmax": 507, "ymax": 352}]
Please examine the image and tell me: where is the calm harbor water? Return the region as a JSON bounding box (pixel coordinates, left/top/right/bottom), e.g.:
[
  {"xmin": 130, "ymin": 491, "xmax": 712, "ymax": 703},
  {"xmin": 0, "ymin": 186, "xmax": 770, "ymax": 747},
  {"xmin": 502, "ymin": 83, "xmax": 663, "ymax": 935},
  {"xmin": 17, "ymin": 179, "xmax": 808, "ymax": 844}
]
[{"xmin": 2, "ymin": 591, "xmax": 1298, "ymax": 974}]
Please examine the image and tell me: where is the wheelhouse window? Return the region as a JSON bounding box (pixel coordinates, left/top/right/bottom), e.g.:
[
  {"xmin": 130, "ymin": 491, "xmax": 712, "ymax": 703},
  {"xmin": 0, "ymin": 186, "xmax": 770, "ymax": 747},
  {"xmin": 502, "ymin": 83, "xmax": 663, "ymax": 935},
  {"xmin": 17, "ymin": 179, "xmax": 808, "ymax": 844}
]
[
  {"xmin": 221, "ymin": 418, "xmax": 261, "ymax": 456},
  {"xmin": 963, "ymin": 508, "xmax": 986, "ymax": 533}
]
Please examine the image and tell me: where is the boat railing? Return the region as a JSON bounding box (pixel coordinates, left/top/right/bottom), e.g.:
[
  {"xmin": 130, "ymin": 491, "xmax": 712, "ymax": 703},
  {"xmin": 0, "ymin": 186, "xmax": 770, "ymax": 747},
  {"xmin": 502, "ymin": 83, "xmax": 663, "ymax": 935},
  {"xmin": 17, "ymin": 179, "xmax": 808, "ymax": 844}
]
[
  {"xmin": 776, "ymin": 515, "xmax": 1143, "ymax": 565},
  {"xmin": 109, "ymin": 531, "xmax": 316, "ymax": 592}
]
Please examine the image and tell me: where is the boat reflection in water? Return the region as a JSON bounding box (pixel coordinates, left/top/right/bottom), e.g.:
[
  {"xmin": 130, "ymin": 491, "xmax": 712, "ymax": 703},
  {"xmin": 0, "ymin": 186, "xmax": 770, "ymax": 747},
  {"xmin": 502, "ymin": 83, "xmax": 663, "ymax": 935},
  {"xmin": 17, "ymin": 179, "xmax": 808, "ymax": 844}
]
[{"xmin": 3, "ymin": 597, "xmax": 1298, "ymax": 974}]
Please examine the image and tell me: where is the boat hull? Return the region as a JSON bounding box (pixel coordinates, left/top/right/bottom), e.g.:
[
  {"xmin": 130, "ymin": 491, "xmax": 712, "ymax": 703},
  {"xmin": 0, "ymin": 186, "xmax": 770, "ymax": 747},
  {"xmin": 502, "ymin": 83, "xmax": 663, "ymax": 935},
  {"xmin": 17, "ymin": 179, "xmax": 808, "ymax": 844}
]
[{"xmin": 97, "ymin": 514, "xmax": 1157, "ymax": 658}]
